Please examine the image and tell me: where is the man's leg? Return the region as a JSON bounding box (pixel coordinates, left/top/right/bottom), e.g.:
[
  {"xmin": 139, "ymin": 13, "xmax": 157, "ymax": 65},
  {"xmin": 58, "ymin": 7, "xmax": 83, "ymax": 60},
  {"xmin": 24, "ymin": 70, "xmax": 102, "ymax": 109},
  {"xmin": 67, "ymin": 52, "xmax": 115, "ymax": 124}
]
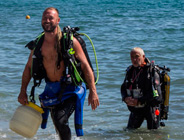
[
  {"xmin": 127, "ymin": 111, "xmax": 144, "ymax": 129},
  {"xmin": 51, "ymin": 97, "xmax": 76, "ymax": 140}
]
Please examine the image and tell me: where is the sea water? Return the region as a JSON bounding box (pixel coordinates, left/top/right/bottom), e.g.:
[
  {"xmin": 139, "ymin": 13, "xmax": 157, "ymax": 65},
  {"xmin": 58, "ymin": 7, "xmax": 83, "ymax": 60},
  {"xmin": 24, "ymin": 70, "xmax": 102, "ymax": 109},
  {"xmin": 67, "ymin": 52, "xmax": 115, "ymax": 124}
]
[{"xmin": 0, "ymin": 0, "xmax": 184, "ymax": 139}]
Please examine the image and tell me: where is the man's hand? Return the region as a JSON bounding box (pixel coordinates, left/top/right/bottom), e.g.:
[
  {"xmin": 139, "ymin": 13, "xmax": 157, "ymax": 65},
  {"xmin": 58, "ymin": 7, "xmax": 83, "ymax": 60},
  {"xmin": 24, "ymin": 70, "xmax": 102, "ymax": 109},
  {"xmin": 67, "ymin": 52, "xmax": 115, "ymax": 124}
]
[
  {"xmin": 124, "ymin": 97, "xmax": 138, "ymax": 106},
  {"xmin": 18, "ymin": 91, "xmax": 28, "ymax": 105},
  {"xmin": 88, "ymin": 90, "xmax": 99, "ymax": 110}
]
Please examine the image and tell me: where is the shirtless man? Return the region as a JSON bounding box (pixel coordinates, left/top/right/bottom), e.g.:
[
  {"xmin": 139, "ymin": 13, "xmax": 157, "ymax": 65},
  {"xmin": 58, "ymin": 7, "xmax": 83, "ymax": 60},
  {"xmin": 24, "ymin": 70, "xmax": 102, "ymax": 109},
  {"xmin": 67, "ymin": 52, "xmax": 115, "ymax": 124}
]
[{"xmin": 18, "ymin": 7, "xmax": 99, "ymax": 140}]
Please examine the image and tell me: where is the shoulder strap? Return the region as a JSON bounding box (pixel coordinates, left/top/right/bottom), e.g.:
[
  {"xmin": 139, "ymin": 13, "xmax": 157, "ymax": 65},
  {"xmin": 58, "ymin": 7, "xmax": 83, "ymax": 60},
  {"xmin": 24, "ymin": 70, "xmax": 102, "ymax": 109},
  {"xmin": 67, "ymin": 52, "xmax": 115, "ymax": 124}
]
[
  {"xmin": 25, "ymin": 40, "xmax": 36, "ymax": 50},
  {"xmin": 25, "ymin": 32, "xmax": 45, "ymax": 50},
  {"xmin": 29, "ymin": 33, "xmax": 45, "ymax": 103},
  {"xmin": 61, "ymin": 27, "xmax": 76, "ymax": 84},
  {"xmin": 74, "ymin": 33, "xmax": 93, "ymax": 70}
]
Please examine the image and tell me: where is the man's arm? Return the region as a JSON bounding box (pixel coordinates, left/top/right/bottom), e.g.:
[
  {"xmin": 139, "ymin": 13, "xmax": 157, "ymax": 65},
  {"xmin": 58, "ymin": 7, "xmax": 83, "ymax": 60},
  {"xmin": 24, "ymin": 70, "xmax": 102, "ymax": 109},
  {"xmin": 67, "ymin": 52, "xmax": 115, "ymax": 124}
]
[
  {"xmin": 121, "ymin": 82, "xmax": 127, "ymax": 101},
  {"xmin": 18, "ymin": 51, "xmax": 33, "ymax": 105},
  {"xmin": 73, "ymin": 38, "xmax": 99, "ymax": 110},
  {"xmin": 121, "ymin": 70, "xmax": 138, "ymax": 106}
]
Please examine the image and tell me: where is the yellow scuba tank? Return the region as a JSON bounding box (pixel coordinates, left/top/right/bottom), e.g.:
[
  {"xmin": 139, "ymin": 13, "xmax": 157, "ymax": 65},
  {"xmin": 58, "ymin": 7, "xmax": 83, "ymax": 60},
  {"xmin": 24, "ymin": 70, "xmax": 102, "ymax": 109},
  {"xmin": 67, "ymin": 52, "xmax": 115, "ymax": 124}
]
[
  {"xmin": 160, "ymin": 66, "xmax": 171, "ymax": 121},
  {"xmin": 164, "ymin": 73, "xmax": 170, "ymax": 107}
]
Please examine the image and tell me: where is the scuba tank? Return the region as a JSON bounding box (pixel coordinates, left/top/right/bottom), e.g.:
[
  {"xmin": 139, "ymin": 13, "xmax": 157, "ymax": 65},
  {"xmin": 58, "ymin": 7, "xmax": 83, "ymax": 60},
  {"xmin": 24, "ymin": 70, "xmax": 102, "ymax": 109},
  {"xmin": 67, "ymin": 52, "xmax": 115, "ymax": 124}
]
[
  {"xmin": 164, "ymin": 73, "xmax": 170, "ymax": 107},
  {"xmin": 160, "ymin": 70, "xmax": 170, "ymax": 120},
  {"xmin": 159, "ymin": 66, "xmax": 170, "ymax": 121}
]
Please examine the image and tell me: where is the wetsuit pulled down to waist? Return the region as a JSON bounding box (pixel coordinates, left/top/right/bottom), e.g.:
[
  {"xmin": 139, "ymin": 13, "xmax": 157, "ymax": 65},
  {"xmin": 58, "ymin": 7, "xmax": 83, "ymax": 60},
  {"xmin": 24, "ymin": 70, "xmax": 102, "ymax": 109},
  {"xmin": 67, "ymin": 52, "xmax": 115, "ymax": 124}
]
[
  {"xmin": 39, "ymin": 79, "xmax": 86, "ymax": 136},
  {"xmin": 39, "ymin": 80, "xmax": 86, "ymax": 106}
]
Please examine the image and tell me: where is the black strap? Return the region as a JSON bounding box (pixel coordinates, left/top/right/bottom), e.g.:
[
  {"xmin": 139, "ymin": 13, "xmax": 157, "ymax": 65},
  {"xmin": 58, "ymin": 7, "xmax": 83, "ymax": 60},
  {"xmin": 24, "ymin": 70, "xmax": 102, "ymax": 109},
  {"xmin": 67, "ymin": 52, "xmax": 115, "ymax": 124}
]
[
  {"xmin": 25, "ymin": 40, "xmax": 36, "ymax": 50},
  {"xmin": 62, "ymin": 27, "xmax": 77, "ymax": 84},
  {"xmin": 150, "ymin": 62, "xmax": 156, "ymax": 89},
  {"xmin": 57, "ymin": 80, "xmax": 67, "ymax": 101},
  {"xmin": 30, "ymin": 85, "xmax": 36, "ymax": 103},
  {"xmin": 30, "ymin": 78, "xmax": 42, "ymax": 103}
]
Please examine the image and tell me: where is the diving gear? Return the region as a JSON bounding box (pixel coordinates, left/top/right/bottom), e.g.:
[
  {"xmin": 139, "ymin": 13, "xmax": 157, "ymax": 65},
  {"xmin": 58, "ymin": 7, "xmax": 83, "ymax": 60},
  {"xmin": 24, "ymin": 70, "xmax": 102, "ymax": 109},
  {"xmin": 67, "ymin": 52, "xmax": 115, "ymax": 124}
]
[
  {"xmin": 62, "ymin": 26, "xmax": 99, "ymax": 87},
  {"xmin": 150, "ymin": 63, "xmax": 171, "ymax": 121},
  {"xmin": 41, "ymin": 108, "xmax": 49, "ymax": 129},
  {"xmin": 39, "ymin": 80, "xmax": 86, "ymax": 136},
  {"xmin": 126, "ymin": 89, "xmax": 143, "ymax": 99},
  {"xmin": 25, "ymin": 26, "xmax": 98, "ymax": 102},
  {"xmin": 159, "ymin": 66, "xmax": 171, "ymax": 120}
]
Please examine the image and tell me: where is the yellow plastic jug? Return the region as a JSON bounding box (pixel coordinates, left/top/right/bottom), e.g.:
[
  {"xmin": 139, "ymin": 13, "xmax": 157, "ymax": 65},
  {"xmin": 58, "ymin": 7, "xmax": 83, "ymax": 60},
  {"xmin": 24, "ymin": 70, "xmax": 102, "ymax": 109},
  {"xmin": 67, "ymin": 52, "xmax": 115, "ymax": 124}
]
[{"xmin": 9, "ymin": 102, "xmax": 44, "ymax": 138}]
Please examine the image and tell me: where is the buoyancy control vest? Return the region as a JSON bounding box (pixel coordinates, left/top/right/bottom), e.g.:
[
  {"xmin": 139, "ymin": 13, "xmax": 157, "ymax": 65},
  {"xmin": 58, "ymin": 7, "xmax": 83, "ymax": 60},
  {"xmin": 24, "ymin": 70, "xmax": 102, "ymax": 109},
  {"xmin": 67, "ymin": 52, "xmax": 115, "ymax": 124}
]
[
  {"xmin": 25, "ymin": 26, "xmax": 99, "ymax": 102},
  {"xmin": 147, "ymin": 60, "xmax": 171, "ymax": 119},
  {"xmin": 157, "ymin": 65, "xmax": 170, "ymax": 120},
  {"xmin": 61, "ymin": 26, "xmax": 99, "ymax": 87},
  {"xmin": 148, "ymin": 61, "xmax": 171, "ymax": 126}
]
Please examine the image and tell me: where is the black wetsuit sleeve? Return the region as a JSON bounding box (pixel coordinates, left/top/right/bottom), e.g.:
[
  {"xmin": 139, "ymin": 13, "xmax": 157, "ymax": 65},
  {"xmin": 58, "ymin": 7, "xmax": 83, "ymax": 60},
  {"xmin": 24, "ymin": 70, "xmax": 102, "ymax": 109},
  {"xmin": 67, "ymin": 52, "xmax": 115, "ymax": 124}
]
[
  {"xmin": 121, "ymin": 69, "xmax": 131, "ymax": 102},
  {"xmin": 121, "ymin": 82, "xmax": 127, "ymax": 101}
]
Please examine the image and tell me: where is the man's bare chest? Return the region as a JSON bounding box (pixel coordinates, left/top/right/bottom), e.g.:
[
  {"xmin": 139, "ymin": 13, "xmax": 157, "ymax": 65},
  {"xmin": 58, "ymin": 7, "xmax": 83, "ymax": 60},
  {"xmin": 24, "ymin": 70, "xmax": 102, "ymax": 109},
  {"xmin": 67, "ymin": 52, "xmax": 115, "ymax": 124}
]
[{"xmin": 41, "ymin": 43, "xmax": 57, "ymax": 61}]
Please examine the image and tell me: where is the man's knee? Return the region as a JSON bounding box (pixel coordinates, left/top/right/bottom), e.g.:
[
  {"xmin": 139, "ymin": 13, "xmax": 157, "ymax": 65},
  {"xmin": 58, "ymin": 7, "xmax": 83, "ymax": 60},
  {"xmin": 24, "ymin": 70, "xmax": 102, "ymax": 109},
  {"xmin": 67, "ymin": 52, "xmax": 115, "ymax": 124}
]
[
  {"xmin": 52, "ymin": 110, "xmax": 71, "ymax": 140},
  {"xmin": 53, "ymin": 109, "xmax": 68, "ymax": 126}
]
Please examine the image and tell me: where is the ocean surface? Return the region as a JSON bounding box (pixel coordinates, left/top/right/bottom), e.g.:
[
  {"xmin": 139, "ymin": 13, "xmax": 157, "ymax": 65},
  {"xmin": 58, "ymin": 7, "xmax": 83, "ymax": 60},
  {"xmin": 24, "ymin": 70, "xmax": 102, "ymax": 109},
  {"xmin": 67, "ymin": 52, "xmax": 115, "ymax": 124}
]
[{"xmin": 0, "ymin": 0, "xmax": 184, "ymax": 140}]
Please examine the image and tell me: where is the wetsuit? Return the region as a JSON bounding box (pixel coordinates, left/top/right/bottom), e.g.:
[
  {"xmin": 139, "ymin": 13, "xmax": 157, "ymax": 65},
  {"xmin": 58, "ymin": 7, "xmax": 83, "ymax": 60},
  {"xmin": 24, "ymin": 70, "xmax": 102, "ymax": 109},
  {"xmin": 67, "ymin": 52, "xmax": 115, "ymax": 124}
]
[
  {"xmin": 51, "ymin": 97, "xmax": 76, "ymax": 140},
  {"xmin": 121, "ymin": 58, "xmax": 162, "ymax": 129},
  {"xmin": 39, "ymin": 78, "xmax": 86, "ymax": 140}
]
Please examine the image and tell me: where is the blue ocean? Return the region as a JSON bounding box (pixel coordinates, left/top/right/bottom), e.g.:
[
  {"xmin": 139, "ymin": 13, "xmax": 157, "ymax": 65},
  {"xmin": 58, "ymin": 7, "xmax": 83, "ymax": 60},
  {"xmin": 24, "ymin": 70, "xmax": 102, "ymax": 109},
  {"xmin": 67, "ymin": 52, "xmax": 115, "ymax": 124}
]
[{"xmin": 0, "ymin": 0, "xmax": 184, "ymax": 139}]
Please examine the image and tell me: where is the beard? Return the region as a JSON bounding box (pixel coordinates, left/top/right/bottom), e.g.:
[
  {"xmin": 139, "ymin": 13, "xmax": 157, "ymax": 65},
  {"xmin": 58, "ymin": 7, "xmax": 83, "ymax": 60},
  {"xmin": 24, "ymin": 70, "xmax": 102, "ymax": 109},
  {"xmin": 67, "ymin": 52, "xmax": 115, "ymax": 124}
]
[{"xmin": 42, "ymin": 22, "xmax": 57, "ymax": 33}]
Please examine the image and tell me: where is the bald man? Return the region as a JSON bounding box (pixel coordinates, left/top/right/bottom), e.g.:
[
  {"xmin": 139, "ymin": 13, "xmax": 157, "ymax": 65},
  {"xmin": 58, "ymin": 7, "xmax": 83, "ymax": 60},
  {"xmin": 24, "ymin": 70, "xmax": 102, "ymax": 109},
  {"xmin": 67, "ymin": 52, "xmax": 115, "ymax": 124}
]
[{"xmin": 121, "ymin": 47, "xmax": 162, "ymax": 130}]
